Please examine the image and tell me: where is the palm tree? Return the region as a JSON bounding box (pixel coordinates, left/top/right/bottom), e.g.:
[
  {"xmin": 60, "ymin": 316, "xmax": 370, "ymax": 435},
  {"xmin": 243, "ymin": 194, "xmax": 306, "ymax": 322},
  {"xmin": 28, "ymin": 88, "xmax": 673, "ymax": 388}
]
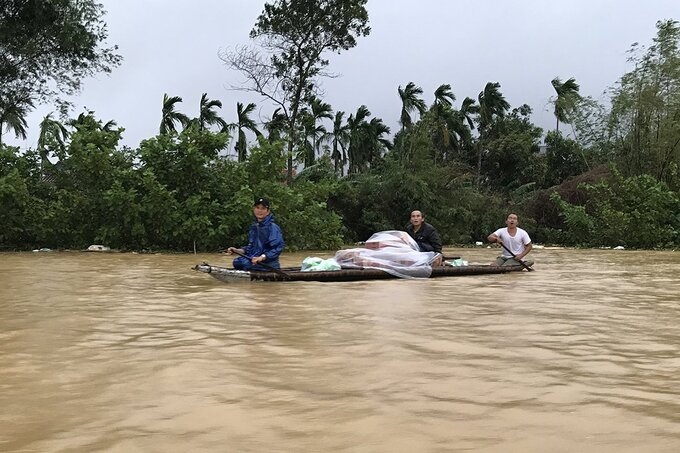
[
  {"xmin": 551, "ymin": 77, "xmax": 581, "ymax": 132},
  {"xmin": 478, "ymin": 82, "xmax": 510, "ymax": 131},
  {"xmin": 102, "ymin": 120, "xmax": 118, "ymax": 132},
  {"xmin": 298, "ymin": 111, "xmax": 317, "ymax": 167},
  {"xmin": 347, "ymin": 105, "xmax": 371, "ymax": 175},
  {"xmin": 298, "ymin": 96, "xmax": 333, "ymax": 167},
  {"xmin": 37, "ymin": 113, "xmax": 69, "ymax": 171},
  {"xmin": 0, "ymin": 94, "xmax": 33, "ymax": 146},
  {"xmin": 265, "ymin": 108, "xmax": 287, "ymax": 143},
  {"xmin": 197, "ymin": 93, "xmax": 228, "ymax": 131},
  {"xmin": 427, "ymin": 85, "xmax": 463, "ymax": 162},
  {"xmin": 456, "ymin": 96, "xmax": 479, "ymax": 151},
  {"xmin": 432, "ymin": 84, "xmax": 456, "ymax": 108},
  {"xmin": 329, "ymin": 111, "xmax": 350, "ymax": 175},
  {"xmin": 459, "ymin": 97, "xmax": 478, "ymax": 131},
  {"xmin": 347, "ymin": 106, "xmax": 391, "ymax": 174},
  {"xmin": 428, "ymin": 106, "xmax": 468, "ymax": 163},
  {"xmin": 231, "ymin": 102, "xmax": 261, "ymax": 162},
  {"xmin": 476, "ymin": 82, "xmax": 510, "ymax": 185},
  {"xmin": 398, "ymin": 82, "xmax": 427, "ymax": 130},
  {"xmin": 308, "ymin": 96, "xmax": 333, "ymax": 157},
  {"xmin": 67, "ymin": 111, "xmax": 94, "ymax": 131},
  {"xmin": 365, "ymin": 117, "xmax": 391, "ymax": 165},
  {"xmin": 159, "ymin": 94, "xmax": 189, "ymax": 134}
]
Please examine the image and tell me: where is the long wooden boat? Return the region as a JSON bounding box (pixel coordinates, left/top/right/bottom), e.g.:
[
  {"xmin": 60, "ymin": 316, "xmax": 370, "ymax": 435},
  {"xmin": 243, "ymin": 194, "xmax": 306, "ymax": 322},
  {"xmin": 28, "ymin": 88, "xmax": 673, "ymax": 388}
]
[{"xmin": 193, "ymin": 262, "xmax": 527, "ymax": 283}]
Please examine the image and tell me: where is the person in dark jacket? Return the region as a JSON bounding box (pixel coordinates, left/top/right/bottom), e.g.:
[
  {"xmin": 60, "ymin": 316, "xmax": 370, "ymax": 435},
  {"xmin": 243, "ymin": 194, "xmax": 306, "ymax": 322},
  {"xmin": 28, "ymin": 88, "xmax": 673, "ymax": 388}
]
[
  {"xmin": 405, "ymin": 210, "xmax": 442, "ymax": 254},
  {"xmin": 227, "ymin": 197, "xmax": 285, "ymax": 271}
]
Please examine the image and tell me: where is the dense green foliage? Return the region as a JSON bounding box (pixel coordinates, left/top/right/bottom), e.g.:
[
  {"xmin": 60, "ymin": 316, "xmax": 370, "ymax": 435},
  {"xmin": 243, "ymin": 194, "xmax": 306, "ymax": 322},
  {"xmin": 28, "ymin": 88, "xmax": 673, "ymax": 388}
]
[
  {"xmin": 2, "ymin": 8, "xmax": 680, "ymax": 251},
  {"xmin": 0, "ymin": 118, "xmax": 345, "ymax": 251},
  {"xmin": 551, "ymin": 167, "xmax": 680, "ymax": 248},
  {"xmin": 608, "ymin": 20, "xmax": 680, "ymax": 188},
  {"xmin": 0, "ymin": 0, "xmax": 121, "ymax": 131}
]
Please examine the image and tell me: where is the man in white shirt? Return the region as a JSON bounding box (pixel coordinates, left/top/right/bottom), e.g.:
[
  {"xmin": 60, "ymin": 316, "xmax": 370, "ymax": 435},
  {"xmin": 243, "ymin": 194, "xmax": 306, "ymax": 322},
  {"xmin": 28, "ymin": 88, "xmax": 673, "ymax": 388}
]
[{"xmin": 487, "ymin": 213, "xmax": 534, "ymax": 267}]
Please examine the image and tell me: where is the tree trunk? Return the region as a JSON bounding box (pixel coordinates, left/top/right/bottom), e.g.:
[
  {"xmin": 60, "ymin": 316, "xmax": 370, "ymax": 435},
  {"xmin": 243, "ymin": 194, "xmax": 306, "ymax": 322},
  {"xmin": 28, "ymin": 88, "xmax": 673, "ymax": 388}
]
[
  {"xmin": 475, "ymin": 141, "xmax": 482, "ymax": 186},
  {"xmin": 286, "ymin": 140, "xmax": 294, "ymax": 185}
]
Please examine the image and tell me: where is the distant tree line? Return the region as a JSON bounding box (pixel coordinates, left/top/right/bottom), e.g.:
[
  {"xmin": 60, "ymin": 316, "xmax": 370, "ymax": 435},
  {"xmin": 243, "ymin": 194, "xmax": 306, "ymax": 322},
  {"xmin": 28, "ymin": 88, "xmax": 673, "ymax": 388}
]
[{"xmin": 1, "ymin": 1, "xmax": 679, "ymax": 250}]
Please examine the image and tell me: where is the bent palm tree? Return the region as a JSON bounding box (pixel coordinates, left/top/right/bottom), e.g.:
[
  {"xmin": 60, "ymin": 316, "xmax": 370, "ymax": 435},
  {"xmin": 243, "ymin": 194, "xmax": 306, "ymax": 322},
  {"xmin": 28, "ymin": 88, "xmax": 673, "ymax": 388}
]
[
  {"xmin": 476, "ymin": 82, "xmax": 510, "ymax": 185},
  {"xmin": 265, "ymin": 108, "xmax": 287, "ymax": 142},
  {"xmin": 459, "ymin": 97, "xmax": 478, "ymax": 131},
  {"xmin": 398, "ymin": 82, "xmax": 427, "ymax": 130},
  {"xmin": 37, "ymin": 113, "xmax": 69, "ymax": 171},
  {"xmin": 160, "ymin": 94, "xmax": 189, "ymax": 134},
  {"xmin": 197, "ymin": 93, "xmax": 228, "ymax": 131},
  {"xmin": 329, "ymin": 111, "xmax": 350, "ymax": 175},
  {"xmin": 433, "ymin": 84, "xmax": 456, "ymax": 108},
  {"xmin": 308, "ymin": 96, "xmax": 333, "ymax": 158},
  {"xmin": 365, "ymin": 117, "xmax": 391, "ymax": 165},
  {"xmin": 551, "ymin": 77, "xmax": 581, "ymax": 132},
  {"xmin": 428, "ymin": 85, "xmax": 462, "ymax": 161},
  {"xmin": 102, "ymin": 120, "xmax": 118, "ymax": 132},
  {"xmin": 347, "ymin": 105, "xmax": 371, "ymax": 175},
  {"xmin": 347, "ymin": 106, "xmax": 391, "ymax": 174},
  {"xmin": 231, "ymin": 102, "xmax": 261, "ymax": 162},
  {"xmin": 0, "ymin": 94, "xmax": 33, "ymax": 145}
]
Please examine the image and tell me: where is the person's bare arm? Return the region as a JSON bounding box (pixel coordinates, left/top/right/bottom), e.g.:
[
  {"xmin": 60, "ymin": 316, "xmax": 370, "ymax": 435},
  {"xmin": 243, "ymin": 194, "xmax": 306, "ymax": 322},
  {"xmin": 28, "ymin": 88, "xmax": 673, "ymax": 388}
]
[{"xmin": 516, "ymin": 243, "xmax": 532, "ymax": 260}]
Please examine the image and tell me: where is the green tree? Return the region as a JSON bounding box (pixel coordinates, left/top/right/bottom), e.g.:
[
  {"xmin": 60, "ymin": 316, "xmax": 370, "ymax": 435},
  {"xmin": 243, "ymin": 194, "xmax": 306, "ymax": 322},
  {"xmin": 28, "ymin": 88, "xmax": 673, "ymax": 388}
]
[
  {"xmin": 398, "ymin": 81, "xmax": 427, "ymax": 130},
  {"xmin": 551, "ymin": 76, "xmax": 581, "ymax": 133},
  {"xmin": 608, "ymin": 19, "xmax": 680, "ymax": 185},
  {"xmin": 551, "ymin": 166, "xmax": 680, "ymax": 247},
  {"xmin": 231, "ymin": 102, "xmax": 261, "ymax": 162},
  {"xmin": 0, "ymin": 0, "xmax": 121, "ymax": 111},
  {"xmin": 482, "ymin": 104, "xmax": 544, "ymax": 191},
  {"xmin": 221, "ymin": 0, "xmax": 370, "ymax": 183},
  {"xmin": 544, "ymin": 131, "xmax": 589, "ymax": 186},
  {"xmin": 159, "ymin": 94, "xmax": 190, "ymax": 134}
]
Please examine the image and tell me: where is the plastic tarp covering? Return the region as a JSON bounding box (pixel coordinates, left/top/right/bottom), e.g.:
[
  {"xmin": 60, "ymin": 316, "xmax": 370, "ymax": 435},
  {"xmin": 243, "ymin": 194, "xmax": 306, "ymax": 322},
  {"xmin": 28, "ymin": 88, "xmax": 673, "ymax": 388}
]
[
  {"xmin": 301, "ymin": 257, "xmax": 342, "ymax": 271},
  {"xmin": 333, "ymin": 230, "xmax": 438, "ymax": 279}
]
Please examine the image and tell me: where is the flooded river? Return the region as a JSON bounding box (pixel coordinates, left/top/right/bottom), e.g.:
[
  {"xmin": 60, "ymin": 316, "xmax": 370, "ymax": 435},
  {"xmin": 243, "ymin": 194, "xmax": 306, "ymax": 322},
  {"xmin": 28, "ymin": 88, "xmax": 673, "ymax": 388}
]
[{"xmin": 1, "ymin": 248, "xmax": 679, "ymax": 452}]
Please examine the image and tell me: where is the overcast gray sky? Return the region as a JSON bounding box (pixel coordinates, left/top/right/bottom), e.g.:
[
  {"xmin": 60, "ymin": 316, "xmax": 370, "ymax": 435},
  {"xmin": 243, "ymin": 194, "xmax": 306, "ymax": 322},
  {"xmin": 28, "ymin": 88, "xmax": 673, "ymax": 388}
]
[{"xmin": 11, "ymin": 0, "xmax": 680, "ymax": 150}]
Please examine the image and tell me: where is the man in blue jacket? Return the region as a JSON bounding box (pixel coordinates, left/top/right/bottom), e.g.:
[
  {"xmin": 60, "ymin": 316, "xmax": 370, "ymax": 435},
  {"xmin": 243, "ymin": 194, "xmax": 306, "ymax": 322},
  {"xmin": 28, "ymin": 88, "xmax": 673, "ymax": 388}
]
[{"xmin": 227, "ymin": 197, "xmax": 285, "ymax": 270}]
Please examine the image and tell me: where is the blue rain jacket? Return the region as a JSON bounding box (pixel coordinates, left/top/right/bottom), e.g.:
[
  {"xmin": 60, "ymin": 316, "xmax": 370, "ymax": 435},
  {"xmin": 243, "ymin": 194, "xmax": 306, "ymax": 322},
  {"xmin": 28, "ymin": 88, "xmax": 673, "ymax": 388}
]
[{"xmin": 233, "ymin": 213, "xmax": 285, "ymax": 271}]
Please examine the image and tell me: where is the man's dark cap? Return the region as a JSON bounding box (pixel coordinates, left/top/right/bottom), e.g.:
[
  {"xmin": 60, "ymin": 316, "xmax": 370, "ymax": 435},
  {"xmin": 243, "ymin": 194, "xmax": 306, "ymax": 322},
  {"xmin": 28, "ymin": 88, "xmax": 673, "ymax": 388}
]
[{"xmin": 254, "ymin": 197, "xmax": 270, "ymax": 208}]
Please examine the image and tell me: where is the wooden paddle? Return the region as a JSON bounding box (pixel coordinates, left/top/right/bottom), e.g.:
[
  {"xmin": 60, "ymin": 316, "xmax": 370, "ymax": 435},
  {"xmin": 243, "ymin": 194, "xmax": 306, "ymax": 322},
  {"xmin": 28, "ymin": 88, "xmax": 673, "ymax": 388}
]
[
  {"xmin": 498, "ymin": 242, "xmax": 534, "ymax": 272},
  {"xmin": 224, "ymin": 248, "xmax": 290, "ymax": 278}
]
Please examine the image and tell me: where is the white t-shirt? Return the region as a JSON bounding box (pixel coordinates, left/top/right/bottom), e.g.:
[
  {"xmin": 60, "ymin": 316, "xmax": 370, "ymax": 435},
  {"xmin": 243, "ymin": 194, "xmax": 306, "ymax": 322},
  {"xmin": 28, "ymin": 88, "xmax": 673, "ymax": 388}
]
[{"xmin": 493, "ymin": 227, "xmax": 531, "ymax": 257}]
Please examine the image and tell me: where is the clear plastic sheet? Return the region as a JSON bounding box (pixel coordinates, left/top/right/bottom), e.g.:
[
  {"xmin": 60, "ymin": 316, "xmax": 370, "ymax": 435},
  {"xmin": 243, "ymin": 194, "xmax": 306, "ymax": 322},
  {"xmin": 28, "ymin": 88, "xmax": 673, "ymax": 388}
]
[{"xmin": 333, "ymin": 231, "xmax": 438, "ymax": 279}]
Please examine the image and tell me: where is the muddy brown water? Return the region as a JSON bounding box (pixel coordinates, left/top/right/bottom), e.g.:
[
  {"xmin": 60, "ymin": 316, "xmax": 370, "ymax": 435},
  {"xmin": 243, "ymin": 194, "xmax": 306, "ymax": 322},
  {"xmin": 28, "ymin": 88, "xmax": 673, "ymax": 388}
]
[{"xmin": 1, "ymin": 248, "xmax": 679, "ymax": 452}]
